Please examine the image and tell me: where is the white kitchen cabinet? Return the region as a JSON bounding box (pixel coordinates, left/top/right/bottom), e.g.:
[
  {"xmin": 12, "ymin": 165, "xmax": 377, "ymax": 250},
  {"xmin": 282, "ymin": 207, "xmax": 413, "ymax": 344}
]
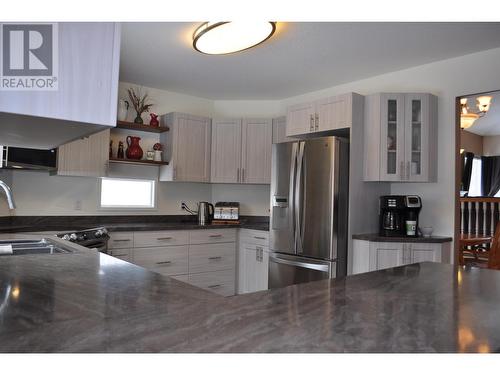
[
  {"xmin": 210, "ymin": 119, "xmax": 242, "ymax": 183},
  {"xmin": 0, "ymin": 23, "xmax": 121, "ymax": 149},
  {"xmin": 286, "ymin": 93, "xmax": 363, "ymax": 137},
  {"xmin": 286, "ymin": 101, "xmax": 316, "ymax": 137},
  {"xmin": 133, "ymin": 245, "xmax": 189, "ymax": 276},
  {"xmin": 210, "ymin": 118, "xmax": 272, "ymax": 184},
  {"xmin": 363, "ymin": 93, "xmax": 437, "ymax": 182},
  {"xmin": 56, "ymin": 129, "xmax": 110, "ymax": 177},
  {"xmin": 159, "ymin": 112, "xmax": 212, "ymax": 182},
  {"xmin": 237, "ymin": 229, "xmax": 269, "ymax": 294},
  {"xmin": 272, "ymin": 116, "xmax": 294, "ymax": 144},
  {"xmin": 352, "ymin": 239, "xmax": 451, "ymax": 275},
  {"xmin": 241, "ymin": 118, "xmax": 272, "ymax": 184}
]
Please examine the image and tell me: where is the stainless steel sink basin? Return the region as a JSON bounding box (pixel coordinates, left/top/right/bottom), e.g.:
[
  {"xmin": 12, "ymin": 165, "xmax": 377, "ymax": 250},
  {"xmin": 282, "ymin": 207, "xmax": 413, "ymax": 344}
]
[{"xmin": 0, "ymin": 239, "xmax": 73, "ymax": 256}]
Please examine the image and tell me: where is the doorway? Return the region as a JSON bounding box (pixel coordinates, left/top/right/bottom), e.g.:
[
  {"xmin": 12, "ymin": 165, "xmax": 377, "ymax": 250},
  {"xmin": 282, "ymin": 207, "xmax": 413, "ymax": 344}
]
[{"xmin": 455, "ymin": 89, "xmax": 500, "ymax": 265}]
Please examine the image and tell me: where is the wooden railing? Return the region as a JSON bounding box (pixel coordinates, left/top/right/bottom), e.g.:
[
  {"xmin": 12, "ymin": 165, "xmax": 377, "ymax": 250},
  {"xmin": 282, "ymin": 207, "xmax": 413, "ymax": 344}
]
[{"xmin": 460, "ymin": 197, "xmax": 500, "ymax": 236}]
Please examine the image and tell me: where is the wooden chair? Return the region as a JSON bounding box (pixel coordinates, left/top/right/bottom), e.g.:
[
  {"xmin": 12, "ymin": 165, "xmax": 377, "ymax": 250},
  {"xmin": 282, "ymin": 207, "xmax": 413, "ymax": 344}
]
[
  {"xmin": 460, "ymin": 222, "xmax": 500, "ymax": 270},
  {"xmin": 488, "ymin": 223, "xmax": 500, "ymax": 270}
]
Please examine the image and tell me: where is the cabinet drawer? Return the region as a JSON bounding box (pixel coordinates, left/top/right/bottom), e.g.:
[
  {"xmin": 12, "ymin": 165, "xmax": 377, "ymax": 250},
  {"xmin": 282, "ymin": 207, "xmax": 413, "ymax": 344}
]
[
  {"xmin": 189, "ymin": 229, "xmax": 237, "ymax": 244},
  {"xmin": 239, "ymin": 229, "xmax": 269, "ymax": 246},
  {"xmin": 108, "ymin": 232, "xmax": 134, "ymax": 249},
  {"xmin": 133, "ymin": 230, "xmax": 189, "ymax": 248},
  {"xmin": 108, "ymin": 248, "xmax": 133, "ymax": 262},
  {"xmin": 187, "ymin": 269, "xmax": 235, "ymax": 297},
  {"xmin": 189, "ymin": 242, "xmax": 236, "ymax": 274},
  {"xmin": 133, "ymin": 245, "xmax": 188, "ymax": 276}
]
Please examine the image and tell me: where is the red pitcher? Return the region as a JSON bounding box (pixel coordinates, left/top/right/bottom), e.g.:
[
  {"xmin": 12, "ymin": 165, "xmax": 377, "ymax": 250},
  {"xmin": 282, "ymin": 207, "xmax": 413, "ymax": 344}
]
[{"xmin": 126, "ymin": 136, "xmax": 143, "ymax": 160}]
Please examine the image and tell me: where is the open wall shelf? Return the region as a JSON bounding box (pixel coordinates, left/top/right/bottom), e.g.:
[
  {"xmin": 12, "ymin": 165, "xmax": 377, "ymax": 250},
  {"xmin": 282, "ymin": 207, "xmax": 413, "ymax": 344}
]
[{"xmin": 116, "ymin": 120, "xmax": 169, "ymax": 133}]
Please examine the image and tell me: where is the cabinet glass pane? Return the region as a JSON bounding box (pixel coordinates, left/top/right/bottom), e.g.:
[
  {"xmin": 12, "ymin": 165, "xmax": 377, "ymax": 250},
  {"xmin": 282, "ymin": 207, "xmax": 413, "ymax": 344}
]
[
  {"xmin": 411, "ymin": 100, "xmax": 422, "ymax": 175},
  {"xmin": 387, "ymin": 100, "xmax": 397, "ymax": 174}
]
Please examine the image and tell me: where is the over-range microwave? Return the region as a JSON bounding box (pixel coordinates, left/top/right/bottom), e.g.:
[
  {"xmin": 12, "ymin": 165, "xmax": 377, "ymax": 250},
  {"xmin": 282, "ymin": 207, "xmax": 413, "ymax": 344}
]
[{"xmin": 0, "ymin": 146, "xmax": 57, "ymax": 171}]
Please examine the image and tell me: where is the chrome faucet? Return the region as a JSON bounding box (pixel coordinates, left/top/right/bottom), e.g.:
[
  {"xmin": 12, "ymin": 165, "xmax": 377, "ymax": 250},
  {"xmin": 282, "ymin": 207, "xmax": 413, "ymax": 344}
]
[{"xmin": 0, "ymin": 179, "xmax": 15, "ymax": 209}]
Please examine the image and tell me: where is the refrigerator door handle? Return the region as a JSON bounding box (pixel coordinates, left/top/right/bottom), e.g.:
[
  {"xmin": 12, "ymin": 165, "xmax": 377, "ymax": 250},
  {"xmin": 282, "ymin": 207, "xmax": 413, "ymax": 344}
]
[
  {"xmin": 269, "ymin": 253, "xmax": 330, "ymax": 272},
  {"xmin": 295, "ymin": 141, "xmax": 305, "ymax": 254},
  {"xmin": 289, "ymin": 143, "xmax": 298, "ymax": 252}
]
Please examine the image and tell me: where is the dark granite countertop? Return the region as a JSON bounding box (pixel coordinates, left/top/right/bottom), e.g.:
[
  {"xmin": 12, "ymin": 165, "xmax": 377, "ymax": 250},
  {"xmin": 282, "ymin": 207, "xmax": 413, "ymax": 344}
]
[
  {"xmin": 352, "ymin": 233, "xmax": 452, "ymax": 243},
  {"xmin": 1, "ymin": 247, "xmax": 499, "ymax": 352},
  {"xmin": 0, "ymin": 215, "xmax": 269, "ymax": 234}
]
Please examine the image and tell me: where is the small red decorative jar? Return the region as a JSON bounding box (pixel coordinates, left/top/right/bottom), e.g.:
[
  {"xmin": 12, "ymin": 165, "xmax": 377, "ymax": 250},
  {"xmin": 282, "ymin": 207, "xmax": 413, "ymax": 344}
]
[
  {"xmin": 126, "ymin": 136, "xmax": 143, "ymax": 160},
  {"xmin": 149, "ymin": 113, "xmax": 159, "ymax": 127}
]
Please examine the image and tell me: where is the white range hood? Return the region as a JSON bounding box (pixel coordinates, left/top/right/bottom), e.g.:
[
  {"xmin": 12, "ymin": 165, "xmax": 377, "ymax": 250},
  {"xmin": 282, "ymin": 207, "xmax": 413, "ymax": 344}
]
[{"xmin": 0, "ymin": 22, "xmax": 121, "ymax": 149}]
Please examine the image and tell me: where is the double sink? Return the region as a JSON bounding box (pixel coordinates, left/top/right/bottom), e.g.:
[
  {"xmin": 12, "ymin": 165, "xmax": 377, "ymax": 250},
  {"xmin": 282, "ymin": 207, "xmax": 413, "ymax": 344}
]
[{"xmin": 0, "ymin": 239, "xmax": 74, "ymax": 256}]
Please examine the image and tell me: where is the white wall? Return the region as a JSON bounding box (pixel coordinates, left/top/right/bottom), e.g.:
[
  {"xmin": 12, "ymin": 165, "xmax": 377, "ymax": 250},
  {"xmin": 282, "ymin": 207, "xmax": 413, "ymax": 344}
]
[
  {"xmin": 483, "ymin": 135, "xmax": 500, "ymax": 156},
  {"xmin": 282, "ymin": 47, "xmax": 500, "ymax": 236}
]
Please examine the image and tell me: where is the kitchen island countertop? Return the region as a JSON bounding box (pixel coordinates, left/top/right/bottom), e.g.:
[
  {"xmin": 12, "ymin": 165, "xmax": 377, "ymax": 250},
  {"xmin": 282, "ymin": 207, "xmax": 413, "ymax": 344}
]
[{"xmin": 1, "ymin": 247, "xmax": 499, "ymax": 352}]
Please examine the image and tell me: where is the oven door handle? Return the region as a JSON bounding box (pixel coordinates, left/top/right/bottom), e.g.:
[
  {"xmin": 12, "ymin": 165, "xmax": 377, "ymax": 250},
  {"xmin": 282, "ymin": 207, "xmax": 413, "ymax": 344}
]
[{"xmin": 269, "ymin": 253, "xmax": 330, "ymax": 272}]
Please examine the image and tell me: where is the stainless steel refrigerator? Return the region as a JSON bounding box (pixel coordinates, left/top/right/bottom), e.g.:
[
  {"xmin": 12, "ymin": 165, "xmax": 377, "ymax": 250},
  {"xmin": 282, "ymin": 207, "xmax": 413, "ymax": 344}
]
[{"xmin": 269, "ymin": 136, "xmax": 349, "ymax": 288}]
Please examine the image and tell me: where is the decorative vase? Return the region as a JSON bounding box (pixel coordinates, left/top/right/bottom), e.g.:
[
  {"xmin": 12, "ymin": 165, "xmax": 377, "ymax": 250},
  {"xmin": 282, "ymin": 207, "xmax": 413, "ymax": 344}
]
[
  {"xmin": 154, "ymin": 150, "xmax": 163, "ymax": 162},
  {"xmin": 149, "ymin": 113, "xmax": 159, "ymax": 127},
  {"xmin": 117, "ymin": 99, "xmax": 129, "ymax": 121},
  {"xmin": 134, "ymin": 113, "xmax": 144, "ymax": 124},
  {"xmin": 126, "ymin": 136, "xmax": 143, "ymax": 160}
]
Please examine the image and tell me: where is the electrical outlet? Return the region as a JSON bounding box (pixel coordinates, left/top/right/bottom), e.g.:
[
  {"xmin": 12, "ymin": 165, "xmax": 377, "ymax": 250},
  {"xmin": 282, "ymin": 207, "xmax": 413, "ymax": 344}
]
[
  {"xmin": 74, "ymin": 200, "xmax": 82, "ymax": 211},
  {"xmin": 180, "ymin": 201, "xmax": 187, "ymax": 210}
]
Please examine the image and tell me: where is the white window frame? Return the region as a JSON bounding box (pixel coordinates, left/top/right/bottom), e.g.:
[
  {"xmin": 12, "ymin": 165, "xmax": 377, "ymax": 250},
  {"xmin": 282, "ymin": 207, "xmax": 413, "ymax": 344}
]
[{"xmin": 99, "ymin": 177, "xmax": 157, "ymax": 210}]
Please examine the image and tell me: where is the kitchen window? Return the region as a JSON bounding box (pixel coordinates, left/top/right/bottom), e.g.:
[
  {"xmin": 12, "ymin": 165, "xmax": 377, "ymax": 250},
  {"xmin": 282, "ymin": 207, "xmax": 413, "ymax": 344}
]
[{"xmin": 100, "ymin": 178, "xmax": 156, "ymax": 209}]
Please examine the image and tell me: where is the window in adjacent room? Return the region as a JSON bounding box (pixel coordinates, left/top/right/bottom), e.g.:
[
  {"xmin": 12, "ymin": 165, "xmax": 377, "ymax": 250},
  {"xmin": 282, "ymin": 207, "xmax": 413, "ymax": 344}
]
[{"xmin": 100, "ymin": 178, "xmax": 156, "ymax": 209}]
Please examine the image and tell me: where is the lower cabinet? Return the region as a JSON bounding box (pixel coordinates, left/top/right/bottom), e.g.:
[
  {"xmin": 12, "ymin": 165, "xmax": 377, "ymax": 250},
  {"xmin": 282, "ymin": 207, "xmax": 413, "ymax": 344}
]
[
  {"xmin": 108, "ymin": 229, "xmax": 236, "ymax": 297},
  {"xmin": 352, "ymin": 239, "xmax": 451, "ymax": 275},
  {"xmin": 237, "ymin": 229, "xmax": 270, "ymax": 294}
]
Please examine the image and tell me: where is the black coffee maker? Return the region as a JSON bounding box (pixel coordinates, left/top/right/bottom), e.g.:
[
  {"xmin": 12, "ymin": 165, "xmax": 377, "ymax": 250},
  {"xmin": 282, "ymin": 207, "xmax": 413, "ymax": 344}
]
[{"xmin": 379, "ymin": 195, "xmax": 422, "ymax": 237}]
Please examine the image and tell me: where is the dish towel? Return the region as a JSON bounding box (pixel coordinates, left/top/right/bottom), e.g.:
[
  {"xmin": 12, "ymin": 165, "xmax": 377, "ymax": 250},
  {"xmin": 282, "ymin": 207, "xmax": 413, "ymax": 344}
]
[{"xmin": 0, "ymin": 245, "xmax": 13, "ymax": 255}]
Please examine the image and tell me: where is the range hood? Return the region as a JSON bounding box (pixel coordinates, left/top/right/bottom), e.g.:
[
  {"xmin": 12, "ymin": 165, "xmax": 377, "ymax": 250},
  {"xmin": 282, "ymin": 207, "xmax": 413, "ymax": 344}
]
[{"xmin": 0, "ymin": 22, "xmax": 120, "ymax": 150}]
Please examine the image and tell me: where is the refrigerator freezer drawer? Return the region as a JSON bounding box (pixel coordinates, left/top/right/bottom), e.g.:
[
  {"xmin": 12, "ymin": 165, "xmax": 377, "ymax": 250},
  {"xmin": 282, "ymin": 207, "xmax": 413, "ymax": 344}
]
[{"xmin": 268, "ymin": 252, "xmax": 335, "ymax": 289}]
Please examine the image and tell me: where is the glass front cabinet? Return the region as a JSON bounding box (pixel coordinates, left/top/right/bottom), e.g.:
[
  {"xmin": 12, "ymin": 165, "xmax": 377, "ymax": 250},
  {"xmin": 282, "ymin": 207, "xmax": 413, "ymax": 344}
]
[{"xmin": 364, "ymin": 93, "xmax": 437, "ymax": 182}]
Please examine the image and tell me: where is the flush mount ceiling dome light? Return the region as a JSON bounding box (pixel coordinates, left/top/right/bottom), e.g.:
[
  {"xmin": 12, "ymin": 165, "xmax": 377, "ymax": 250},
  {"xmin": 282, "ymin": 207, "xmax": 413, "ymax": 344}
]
[{"xmin": 193, "ymin": 22, "xmax": 276, "ymax": 55}]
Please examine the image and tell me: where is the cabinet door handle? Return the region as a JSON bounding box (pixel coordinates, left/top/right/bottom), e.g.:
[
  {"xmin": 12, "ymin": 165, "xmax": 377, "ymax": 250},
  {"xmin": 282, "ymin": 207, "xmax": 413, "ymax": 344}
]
[
  {"xmin": 207, "ymin": 284, "xmax": 221, "ymax": 289},
  {"xmin": 112, "ymin": 239, "xmax": 131, "ymax": 242},
  {"xmin": 157, "ymin": 237, "xmax": 173, "ymax": 240},
  {"xmin": 399, "ymin": 161, "xmax": 404, "ymax": 180},
  {"xmin": 173, "ymin": 166, "xmax": 177, "ymax": 180},
  {"xmin": 242, "ymin": 168, "xmax": 245, "ymax": 183},
  {"xmin": 406, "ymin": 161, "xmax": 410, "ymax": 180},
  {"xmin": 310, "ymin": 114, "xmax": 314, "ymax": 131},
  {"xmin": 209, "ymin": 234, "xmax": 222, "ymax": 238},
  {"xmin": 315, "ymin": 113, "xmax": 319, "ymax": 130},
  {"xmin": 237, "ymin": 168, "xmax": 240, "ymax": 183},
  {"xmin": 254, "ymin": 236, "xmax": 266, "ymax": 240},
  {"xmin": 156, "ymin": 261, "xmax": 172, "ymax": 265},
  {"xmin": 208, "ymin": 256, "xmax": 222, "ymax": 260}
]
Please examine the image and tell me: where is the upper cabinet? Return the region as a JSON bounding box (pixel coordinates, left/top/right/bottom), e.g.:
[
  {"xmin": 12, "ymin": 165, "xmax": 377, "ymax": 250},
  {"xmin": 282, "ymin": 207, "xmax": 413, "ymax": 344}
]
[
  {"xmin": 159, "ymin": 113, "xmax": 212, "ymax": 182},
  {"xmin": 364, "ymin": 93, "xmax": 437, "ymax": 182},
  {"xmin": 286, "ymin": 93, "xmax": 363, "ymax": 137},
  {"xmin": 56, "ymin": 130, "xmax": 110, "ymax": 177},
  {"xmin": 0, "ymin": 23, "xmax": 121, "ymax": 149},
  {"xmin": 211, "ymin": 118, "xmax": 272, "ymax": 184},
  {"xmin": 272, "ymin": 116, "xmax": 294, "ymax": 144}
]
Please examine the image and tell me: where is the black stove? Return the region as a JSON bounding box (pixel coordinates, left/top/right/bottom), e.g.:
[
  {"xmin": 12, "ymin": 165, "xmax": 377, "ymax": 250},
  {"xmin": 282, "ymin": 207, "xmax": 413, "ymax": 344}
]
[{"xmin": 56, "ymin": 227, "xmax": 109, "ymax": 253}]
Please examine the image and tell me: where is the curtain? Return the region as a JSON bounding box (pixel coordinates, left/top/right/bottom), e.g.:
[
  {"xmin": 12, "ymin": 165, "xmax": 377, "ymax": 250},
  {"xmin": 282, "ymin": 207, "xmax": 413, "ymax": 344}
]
[
  {"xmin": 481, "ymin": 155, "xmax": 500, "ymax": 196},
  {"xmin": 461, "ymin": 152, "xmax": 474, "ymax": 194}
]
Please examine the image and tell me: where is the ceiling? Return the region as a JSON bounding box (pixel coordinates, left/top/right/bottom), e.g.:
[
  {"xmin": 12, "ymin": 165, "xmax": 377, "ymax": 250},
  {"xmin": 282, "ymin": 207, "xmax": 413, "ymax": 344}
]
[
  {"xmin": 463, "ymin": 91, "xmax": 500, "ymax": 136},
  {"xmin": 120, "ymin": 22, "xmax": 500, "ymax": 100}
]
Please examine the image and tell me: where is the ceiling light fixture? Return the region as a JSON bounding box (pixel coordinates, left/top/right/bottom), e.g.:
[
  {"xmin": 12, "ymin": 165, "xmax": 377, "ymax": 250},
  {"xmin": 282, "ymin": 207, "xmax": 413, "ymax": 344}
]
[
  {"xmin": 460, "ymin": 96, "xmax": 493, "ymax": 129},
  {"xmin": 193, "ymin": 22, "xmax": 276, "ymax": 55}
]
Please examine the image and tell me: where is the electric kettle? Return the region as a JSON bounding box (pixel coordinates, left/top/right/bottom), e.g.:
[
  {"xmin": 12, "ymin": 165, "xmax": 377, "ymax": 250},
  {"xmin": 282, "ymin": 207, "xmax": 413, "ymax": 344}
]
[{"xmin": 197, "ymin": 202, "xmax": 214, "ymax": 225}]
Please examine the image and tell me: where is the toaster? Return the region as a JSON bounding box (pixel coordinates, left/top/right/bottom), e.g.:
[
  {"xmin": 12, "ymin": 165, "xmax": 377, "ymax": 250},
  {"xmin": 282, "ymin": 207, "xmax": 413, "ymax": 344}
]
[{"xmin": 214, "ymin": 202, "xmax": 240, "ymax": 221}]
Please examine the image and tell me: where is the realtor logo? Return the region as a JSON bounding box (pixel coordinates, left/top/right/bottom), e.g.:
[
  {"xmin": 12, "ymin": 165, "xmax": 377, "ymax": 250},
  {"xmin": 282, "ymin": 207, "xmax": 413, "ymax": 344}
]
[{"xmin": 0, "ymin": 23, "xmax": 58, "ymax": 90}]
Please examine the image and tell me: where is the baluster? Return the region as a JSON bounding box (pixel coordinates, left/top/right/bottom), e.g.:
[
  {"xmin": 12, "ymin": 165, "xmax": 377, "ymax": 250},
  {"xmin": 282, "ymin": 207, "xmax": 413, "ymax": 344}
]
[
  {"xmin": 470, "ymin": 202, "xmax": 477, "ymax": 234},
  {"xmin": 478, "ymin": 201, "xmax": 484, "ymax": 236},
  {"xmin": 460, "ymin": 201, "xmax": 465, "ymax": 234},
  {"xmin": 494, "ymin": 202, "xmax": 499, "ymax": 235},
  {"xmin": 486, "ymin": 201, "xmax": 492, "ymax": 236},
  {"xmin": 483, "ymin": 202, "xmax": 488, "ymax": 236},
  {"xmin": 464, "ymin": 201, "xmax": 470, "ymax": 234}
]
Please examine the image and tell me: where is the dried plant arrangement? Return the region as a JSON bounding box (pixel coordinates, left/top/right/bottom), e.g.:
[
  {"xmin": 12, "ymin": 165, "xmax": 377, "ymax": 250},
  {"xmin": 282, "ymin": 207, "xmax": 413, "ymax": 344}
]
[{"xmin": 127, "ymin": 87, "xmax": 154, "ymax": 124}]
